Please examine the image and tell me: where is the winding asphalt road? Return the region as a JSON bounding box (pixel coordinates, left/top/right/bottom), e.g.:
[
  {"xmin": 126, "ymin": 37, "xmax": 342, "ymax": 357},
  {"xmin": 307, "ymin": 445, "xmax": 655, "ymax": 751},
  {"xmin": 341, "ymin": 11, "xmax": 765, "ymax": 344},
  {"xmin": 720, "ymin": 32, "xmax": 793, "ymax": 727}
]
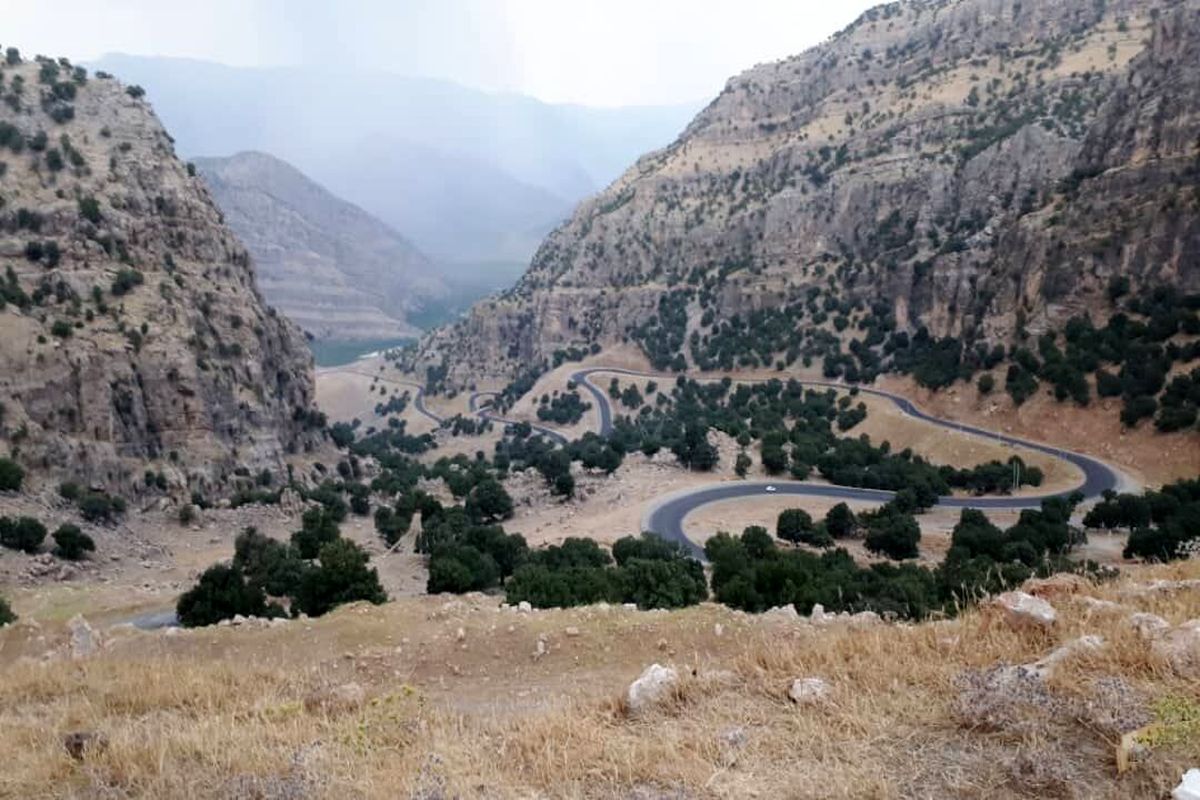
[{"xmin": 564, "ymin": 367, "xmax": 1125, "ymax": 559}]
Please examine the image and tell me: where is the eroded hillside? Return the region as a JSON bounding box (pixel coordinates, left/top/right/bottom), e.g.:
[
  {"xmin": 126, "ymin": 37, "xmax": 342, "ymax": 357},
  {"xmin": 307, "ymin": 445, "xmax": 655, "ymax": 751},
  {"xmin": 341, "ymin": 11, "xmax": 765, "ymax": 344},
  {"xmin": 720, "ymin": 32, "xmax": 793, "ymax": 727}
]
[{"xmin": 0, "ymin": 55, "xmax": 321, "ymax": 495}]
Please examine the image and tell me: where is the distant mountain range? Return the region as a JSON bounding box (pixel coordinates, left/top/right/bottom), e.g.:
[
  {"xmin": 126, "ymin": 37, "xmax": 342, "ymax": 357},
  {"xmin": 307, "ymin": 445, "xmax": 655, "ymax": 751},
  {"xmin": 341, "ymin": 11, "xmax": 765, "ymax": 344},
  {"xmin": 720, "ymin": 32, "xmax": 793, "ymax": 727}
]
[
  {"xmin": 89, "ymin": 54, "xmax": 700, "ymax": 266},
  {"xmin": 195, "ymin": 152, "xmax": 446, "ymax": 341}
]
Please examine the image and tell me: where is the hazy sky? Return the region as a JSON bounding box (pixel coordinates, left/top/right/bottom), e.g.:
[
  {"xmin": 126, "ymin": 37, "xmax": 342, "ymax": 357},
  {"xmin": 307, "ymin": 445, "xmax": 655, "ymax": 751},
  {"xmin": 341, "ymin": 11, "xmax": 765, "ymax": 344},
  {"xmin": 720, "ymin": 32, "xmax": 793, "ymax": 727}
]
[{"xmin": 6, "ymin": 0, "xmax": 878, "ymax": 106}]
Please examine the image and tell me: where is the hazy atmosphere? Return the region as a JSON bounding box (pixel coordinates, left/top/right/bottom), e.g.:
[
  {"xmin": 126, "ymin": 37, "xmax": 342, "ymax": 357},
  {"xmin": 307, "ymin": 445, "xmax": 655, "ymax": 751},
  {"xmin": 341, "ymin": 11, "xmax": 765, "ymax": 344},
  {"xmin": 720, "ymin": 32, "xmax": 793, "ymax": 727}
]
[{"xmin": 6, "ymin": 0, "xmax": 877, "ymax": 105}]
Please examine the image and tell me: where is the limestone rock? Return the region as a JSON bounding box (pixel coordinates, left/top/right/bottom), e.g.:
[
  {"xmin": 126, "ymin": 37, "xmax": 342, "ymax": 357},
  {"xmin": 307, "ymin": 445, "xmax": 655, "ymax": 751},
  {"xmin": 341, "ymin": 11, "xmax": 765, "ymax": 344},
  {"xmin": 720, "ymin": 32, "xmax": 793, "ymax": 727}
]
[
  {"xmin": 990, "ymin": 592, "xmax": 1057, "ymax": 633},
  {"xmin": 626, "ymin": 663, "xmax": 679, "ymax": 715},
  {"xmin": 1151, "ymin": 620, "xmax": 1200, "ymax": 678},
  {"xmin": 788, "ymin": 677, "xmax": 831, "ymax": 706},
  {"xmin": 67, "ymin": 615, "xmax": 100, "ymax": 659}
]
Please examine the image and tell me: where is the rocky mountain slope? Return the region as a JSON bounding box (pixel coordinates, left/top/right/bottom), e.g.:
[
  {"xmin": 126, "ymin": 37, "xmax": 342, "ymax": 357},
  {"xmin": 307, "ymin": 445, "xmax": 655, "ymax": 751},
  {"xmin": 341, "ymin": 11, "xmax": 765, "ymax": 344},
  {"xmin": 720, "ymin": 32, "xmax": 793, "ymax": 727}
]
[
  {"xmin": 417, "ymin": 0, "xmax": 1200, "ymax": 400},
  {"xmin": 0, "ymin": 55, "xmax": 321, "ymax": 495},
  {"xmin": 195, "ymin": 151, "xmax": 446, "ymax": 341}
]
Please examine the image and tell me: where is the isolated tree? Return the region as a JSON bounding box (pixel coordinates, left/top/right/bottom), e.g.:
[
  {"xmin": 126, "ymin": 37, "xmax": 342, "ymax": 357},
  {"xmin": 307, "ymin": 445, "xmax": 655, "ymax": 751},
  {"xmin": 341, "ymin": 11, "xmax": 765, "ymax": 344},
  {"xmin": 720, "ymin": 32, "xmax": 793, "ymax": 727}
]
[
  {"xmin": 776, "ymin": 509, "xmax": 815, "ymax": 543},
  {"xmin": 52, "ymin": 524, "xmax": 95, "ymax": 560}
]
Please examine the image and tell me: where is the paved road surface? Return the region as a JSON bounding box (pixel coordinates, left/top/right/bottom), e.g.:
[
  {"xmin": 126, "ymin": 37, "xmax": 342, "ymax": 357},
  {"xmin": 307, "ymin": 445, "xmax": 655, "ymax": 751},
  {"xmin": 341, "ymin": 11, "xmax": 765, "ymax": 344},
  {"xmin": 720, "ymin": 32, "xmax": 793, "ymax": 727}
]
[{"xmin": 566, "ymin": 367, "xmax": 1124, "ymax": 559}]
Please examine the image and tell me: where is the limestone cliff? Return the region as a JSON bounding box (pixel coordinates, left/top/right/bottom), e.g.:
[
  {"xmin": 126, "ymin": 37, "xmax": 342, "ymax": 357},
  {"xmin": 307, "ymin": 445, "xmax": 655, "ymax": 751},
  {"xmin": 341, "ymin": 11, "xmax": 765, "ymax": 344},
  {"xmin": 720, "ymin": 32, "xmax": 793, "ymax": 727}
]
[
  {"xmin": 0, "ymin": 56, "xmax": 321, "ymax": 495},
  {"xmin": 416, "ymin": 0, "xmax": 1200, "ymax": 386}
]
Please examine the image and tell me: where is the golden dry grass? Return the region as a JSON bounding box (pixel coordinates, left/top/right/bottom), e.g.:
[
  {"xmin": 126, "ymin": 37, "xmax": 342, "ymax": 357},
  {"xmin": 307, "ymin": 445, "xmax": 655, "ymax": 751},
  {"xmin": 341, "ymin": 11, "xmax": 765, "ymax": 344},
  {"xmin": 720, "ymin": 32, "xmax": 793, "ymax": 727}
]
[{"xmin": 2, "ymin": 561, "xmax": 1198, "ymax": 799}]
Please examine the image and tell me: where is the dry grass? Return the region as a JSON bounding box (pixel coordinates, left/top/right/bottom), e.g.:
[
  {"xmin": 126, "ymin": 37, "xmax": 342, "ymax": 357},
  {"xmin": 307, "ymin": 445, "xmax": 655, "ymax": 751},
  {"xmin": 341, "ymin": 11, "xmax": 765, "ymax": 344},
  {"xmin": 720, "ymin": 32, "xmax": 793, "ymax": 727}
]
[{"xmin": 1, "ymin": 562, "xmax": 1198, "ymax": 798}]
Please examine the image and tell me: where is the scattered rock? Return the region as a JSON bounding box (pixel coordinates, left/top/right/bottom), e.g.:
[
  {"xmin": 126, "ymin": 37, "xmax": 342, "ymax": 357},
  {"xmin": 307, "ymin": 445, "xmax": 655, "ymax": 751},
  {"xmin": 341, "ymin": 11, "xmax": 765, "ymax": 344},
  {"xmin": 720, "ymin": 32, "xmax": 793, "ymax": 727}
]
[
  {"xmin": 62, "ymin": 731, "xmax": 107, "ymax": 761},
  {"xmin": 1128, "ymin": 612, "xmax": 1170, "ymax": 639},
  {"xmin": 717, "ymin": 726, "xmax": 747, "ymax": 767},
  {"xmin": 455, "ymin": 627, "xmax": 466, "ymax": 642},
  {"xmin": 626, "ymin": 663, "xmax": 679, "ymax": 715},
  {"xmin": 534, "ymin": 636, "xmax": 548, "ymax": 659},
  {"xmin": 517, "ymin": 601, "xmax": 532, "ymax": 614},
  {"xmin": 788, "ymin": 677, "xmax": 831, "ymax": 706},
  {"xmin": 1020, "ymin": 635, "xmax": 1105, "ymax": 680},
  {"xmin": 564, "ymin": 626, "xmax": 580, "ymax": 637},
  {"xmin": 303, "ymin": 682, "xmax": 365, "ymax": 715},
  {"xmin": 67, "ymin": 615, "xmax": 100, "ymax": 659},
  {"xmin": 713, "ymin": 623, "xmax": 724, "ymax": 637},
  {"xmin": 989, "ymin": 591, "xmax": 1056, "ymax": 633},
  {"xmin": 1025, "ymin": 574, "xmax": 1089, "ymax": 599},
  {"xmin": 1151, "ymin": 619, "xmax": 1200, "ymax": 678}
]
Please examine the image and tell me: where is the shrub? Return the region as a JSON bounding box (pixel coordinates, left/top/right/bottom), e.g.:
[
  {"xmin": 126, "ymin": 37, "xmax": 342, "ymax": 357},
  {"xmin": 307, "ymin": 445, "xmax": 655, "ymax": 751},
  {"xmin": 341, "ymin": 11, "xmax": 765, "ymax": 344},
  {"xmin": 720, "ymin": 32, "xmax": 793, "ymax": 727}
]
[
  {"xmin": 0, "ymin": 516, "xmax": 46, "ymax": 553},
  {"xmin": 78, "ymin": 195, "xmax": 101, "ymax": 224},
  {"xmin": 126, "ymin": 85, "xmax": 145, "ymax": 99},
  {"xmin": 177, "ymin": 563, "xmax": 270, "ymax": 628},
  {"xmin": 50, "ymin": 320, "xmax": 72, "ymax": 338},
  {"xmin": 0, "ymin": 457, "xmax": 24, "ymax": 491},
  {"xmin": 0, "ymin": 595, "xmax": 14, "ymax": 626},
  {"xmin": 110, "ymin": 268, "xmax": 144, "ymax": 296},
  {"xmin": 78, "ymin": 491, "xmax": 125, "ymax": 523},
  {"xmin": 977, "ymin": 374, "xmax": 995, "ymax": 395},
  {"xmin": 52, "ymin": 524, "xmax": 94, "ymax": 560}
]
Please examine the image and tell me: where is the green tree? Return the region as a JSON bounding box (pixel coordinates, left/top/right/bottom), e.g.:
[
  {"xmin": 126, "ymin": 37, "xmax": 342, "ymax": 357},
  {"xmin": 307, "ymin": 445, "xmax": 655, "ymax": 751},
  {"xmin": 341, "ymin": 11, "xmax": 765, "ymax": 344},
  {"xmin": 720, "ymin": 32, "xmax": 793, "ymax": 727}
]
[
  {"xmin": 290, "ymin": 507, "xmax": 340, "ymax": 559},
  {"xmin": 466, "ymin": 478, "xmax": 514, "ymax": 523},
  {"xmin": 232, "ymin": 527, "xmax": 306, "ymax": 597},
  {"xmin": 293, "ymin": 538, "xmax": 387, "ymax": 617},
  {"xmin": 52, "ymin": 524, "xmax": 95, "ymax": 560},
  {"xmin": 176, "ymin": 564, "xmax": 269, "ymax": 628},
  {"xmin": 776, "ymin": 509, "xmax": 815, "ymax": 543},
  {"xmin": 864, "ymin": 509, "xmax": 921, "ymax": 560},
  {"xmin": 825, "ymin": 503, "xmax": 858, "ymax": 538}
]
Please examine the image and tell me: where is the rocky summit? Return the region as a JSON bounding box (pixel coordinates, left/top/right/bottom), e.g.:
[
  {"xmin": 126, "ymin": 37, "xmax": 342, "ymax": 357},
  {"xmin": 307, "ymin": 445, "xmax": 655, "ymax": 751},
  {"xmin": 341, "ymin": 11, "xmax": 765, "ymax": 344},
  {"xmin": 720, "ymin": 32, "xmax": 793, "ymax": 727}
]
[
  {"xmin": 0, "ymin": 58, "xmax": 321, "ymax": 494},
  {"xmin": 416, "ymin": 0, "xmax": 1200, "ymax": 387}
]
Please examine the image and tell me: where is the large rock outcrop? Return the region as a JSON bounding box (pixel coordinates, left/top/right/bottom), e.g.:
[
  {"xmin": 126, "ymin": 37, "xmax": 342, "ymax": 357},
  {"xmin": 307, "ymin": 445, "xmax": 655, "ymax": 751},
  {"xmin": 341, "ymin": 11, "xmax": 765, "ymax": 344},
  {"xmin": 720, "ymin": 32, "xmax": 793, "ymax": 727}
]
[{"xmin": 0, "ymin": 55, "xmax": 321, "ymax": 494}]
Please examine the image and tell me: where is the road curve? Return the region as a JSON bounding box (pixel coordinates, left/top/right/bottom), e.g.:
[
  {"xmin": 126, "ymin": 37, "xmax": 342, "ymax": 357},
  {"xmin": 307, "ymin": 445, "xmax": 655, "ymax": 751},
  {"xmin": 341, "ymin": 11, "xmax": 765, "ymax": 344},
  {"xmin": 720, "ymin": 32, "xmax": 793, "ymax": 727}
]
[
  {"xmin": 566, "ymin": 366, "xmax": 1125, "ymax": 559},
  {"xmin": 468, "ymin": 391, "xmax": 570, "ymax": 445}
]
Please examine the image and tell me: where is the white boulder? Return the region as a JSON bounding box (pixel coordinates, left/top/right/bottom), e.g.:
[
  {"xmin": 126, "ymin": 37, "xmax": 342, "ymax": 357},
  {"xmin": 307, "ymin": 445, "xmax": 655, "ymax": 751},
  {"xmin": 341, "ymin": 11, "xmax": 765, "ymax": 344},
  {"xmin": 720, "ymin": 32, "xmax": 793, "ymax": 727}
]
[
  {"xmin": 991, "ymin": 591, "xmax": 1057, "ymax": 632},
  {"xmin": 626, "ymin": 663, "xmax": 679, "ymax": 714}
]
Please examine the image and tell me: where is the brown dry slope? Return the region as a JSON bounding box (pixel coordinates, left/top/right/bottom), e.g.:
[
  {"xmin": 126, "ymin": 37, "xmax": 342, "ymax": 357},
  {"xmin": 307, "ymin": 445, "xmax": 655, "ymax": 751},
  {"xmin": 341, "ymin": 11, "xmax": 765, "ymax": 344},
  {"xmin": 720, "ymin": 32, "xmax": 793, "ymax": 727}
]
[
  {"xmin": 0, "ymin": 56, "xmax": 321, "ymax": 495},
  {"xmin": 0, "ymin": 562, "xmax": 1197, "ymax": 798}
]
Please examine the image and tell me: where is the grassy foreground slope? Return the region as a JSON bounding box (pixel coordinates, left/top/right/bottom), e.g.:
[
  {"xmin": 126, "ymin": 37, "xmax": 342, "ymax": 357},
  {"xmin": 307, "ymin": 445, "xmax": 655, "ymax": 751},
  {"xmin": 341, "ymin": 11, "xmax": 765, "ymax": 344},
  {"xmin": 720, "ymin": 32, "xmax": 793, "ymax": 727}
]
[{"xmin": 2, "ymin": 562, "xmax": 1198, "ymax": 798}]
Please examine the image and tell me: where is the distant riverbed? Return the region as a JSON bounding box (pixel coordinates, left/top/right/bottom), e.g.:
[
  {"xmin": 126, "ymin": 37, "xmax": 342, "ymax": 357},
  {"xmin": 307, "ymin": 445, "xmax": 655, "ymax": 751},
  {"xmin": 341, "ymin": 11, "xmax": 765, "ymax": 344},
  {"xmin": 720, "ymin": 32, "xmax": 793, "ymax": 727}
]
[{"xmin": 308, "ymin": 337, "xmax": 414, "ymax": 367}]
